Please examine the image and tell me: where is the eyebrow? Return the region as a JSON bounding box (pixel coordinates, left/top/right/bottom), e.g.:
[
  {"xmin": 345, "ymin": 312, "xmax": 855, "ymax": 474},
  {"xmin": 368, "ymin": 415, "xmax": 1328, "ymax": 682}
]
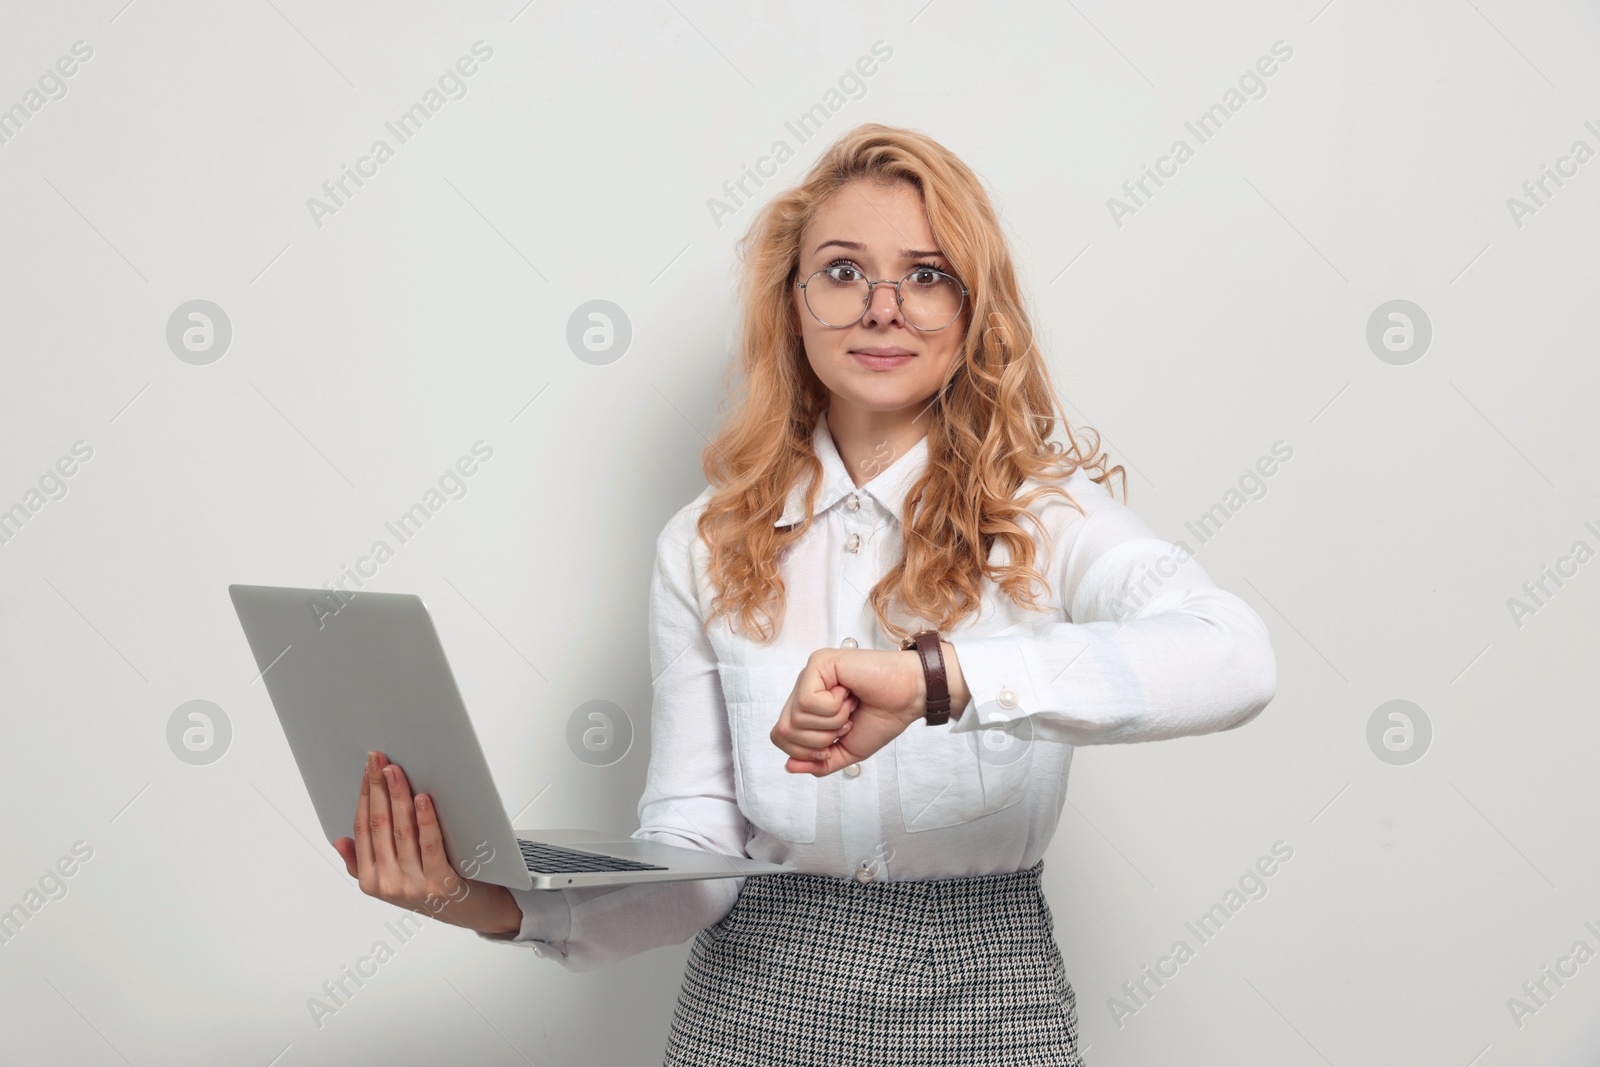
[{"xmin": 811, "ymin": 239, "xmax": 947, "ymax": 260}]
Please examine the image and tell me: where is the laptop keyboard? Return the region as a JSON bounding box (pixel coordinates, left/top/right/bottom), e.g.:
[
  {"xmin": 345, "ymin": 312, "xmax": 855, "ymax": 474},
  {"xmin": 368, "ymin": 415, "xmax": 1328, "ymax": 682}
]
[{"xmin": 516, "ymin": 838, "xmax": 668, "ymax": 873}]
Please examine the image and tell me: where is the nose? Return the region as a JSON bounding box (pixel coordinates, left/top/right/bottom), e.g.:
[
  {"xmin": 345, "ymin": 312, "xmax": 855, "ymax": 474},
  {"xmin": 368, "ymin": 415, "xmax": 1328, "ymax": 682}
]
[{"xmin": 861, "ymin": 280, "xmax": 902, "ymax": 327}]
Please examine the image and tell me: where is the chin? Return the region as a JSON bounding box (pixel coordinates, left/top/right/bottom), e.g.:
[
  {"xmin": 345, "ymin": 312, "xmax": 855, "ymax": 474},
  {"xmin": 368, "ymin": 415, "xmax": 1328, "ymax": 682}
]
[{"xmin": 832, "ymin": 386, "xmax": 929, "ymax": 412}]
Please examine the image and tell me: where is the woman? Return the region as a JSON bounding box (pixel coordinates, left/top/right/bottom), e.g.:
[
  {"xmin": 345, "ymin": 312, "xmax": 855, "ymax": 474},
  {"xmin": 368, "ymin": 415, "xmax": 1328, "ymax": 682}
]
[{"xmin": 335, "ymin": 123, "xmax": 1278, "ymax": 1066}]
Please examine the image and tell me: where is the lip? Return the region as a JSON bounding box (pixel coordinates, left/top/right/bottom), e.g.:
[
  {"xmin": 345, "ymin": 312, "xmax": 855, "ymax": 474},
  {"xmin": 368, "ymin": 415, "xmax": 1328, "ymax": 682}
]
[{"xmin": 849, "ymin": 346, "xmax": 915, "ymax": 369}]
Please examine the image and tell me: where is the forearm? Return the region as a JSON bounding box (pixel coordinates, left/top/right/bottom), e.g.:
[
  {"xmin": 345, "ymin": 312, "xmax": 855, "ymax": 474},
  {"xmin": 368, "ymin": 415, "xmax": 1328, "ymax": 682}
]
[
  {"xmin": 434, "ymin": 879, "xmax": 524, "ymax": 934},
  {"xmin": 945, "ymin": 589, "xmax": 1277, "ymax": 744},
  {"xmin": 479, "ymin": 871, "xmax": 745, "ymax": 971}
]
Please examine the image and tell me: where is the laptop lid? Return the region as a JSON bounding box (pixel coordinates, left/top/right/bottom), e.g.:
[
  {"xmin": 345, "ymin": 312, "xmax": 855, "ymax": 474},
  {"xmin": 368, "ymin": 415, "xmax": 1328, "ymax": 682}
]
[{"xmin": 228, "ymin": 584, "xmax": 536, "ymax": 890}]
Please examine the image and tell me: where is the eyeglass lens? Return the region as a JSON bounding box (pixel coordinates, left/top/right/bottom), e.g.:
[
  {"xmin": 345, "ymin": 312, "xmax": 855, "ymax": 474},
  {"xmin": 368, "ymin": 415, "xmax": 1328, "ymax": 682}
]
[{"xmin": 802, "ymin": 266, "xmax": 964, "ymax": 330}]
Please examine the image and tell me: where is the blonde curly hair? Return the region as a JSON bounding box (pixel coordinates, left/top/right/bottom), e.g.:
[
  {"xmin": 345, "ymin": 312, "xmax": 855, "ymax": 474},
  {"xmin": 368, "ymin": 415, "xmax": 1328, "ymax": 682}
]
[{"xmin": 698, "ymin": 122, "xmax": 1125, "ymax": 643}]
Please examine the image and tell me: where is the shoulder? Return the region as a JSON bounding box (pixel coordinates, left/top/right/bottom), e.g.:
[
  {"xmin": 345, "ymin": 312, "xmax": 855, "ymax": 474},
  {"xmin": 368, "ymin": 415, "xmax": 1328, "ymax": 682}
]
[
  {"xmin": 657, "ymin": 485, "xmax": 716, "ymax": 546},
  {"xmin": 650, "ymin": 487, "xmax": 720, "ymax": 617},
  {"xmin": 1020, "ymin": 463, "xmax": 1131, "ymax": 526},
  {"xmin": 1017, "ymin": 463, "xmax": 1162, "ymax": 568},
  {"xmin": 654, "ymin": 485, "xmax": 718, "ymax": 576}
]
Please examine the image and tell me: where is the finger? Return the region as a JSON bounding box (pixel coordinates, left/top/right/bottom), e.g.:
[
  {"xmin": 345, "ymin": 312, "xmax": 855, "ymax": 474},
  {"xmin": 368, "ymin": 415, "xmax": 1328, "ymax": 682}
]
[
  {"xmin": 785, "ymin": 744, "xmax": 857, "ymax": 777},
  {"xmin": 368, "ymin": 751, "xmax": 399, "ymax": 879},
  {"xmin": 384, "ymin": 761, "xmax": 424, "ymax": 876},
  {"xmin": 772, "ymin": 686, "xmax": 852, "ymax": 759},
  {"xmin": 788, "ymin": 662, "xmax": 842, "ymax": 720},
  {"xmin": 796, "ymin": 717, "xmax": 853, "ymax": 741},
  {"xmin": 332, "ymin": 836, "xmax": 357, "ymax": 877},
  {"xmin": 785, "ymin": 724, "xmax": 853, "ymax": 753},
  {"xmin": 771, "ymin": 723, "xmax": 835, "ymax": 762},
  {"xmin": 792, "ymin": 694, "xmax": 852, "ymax": 729},
  {"xmin": 795, "ymin": 682, "xmax": 849, "ymax": 719},
  {"xmin": 413, "ymin": 792, "xmax": 452, "ymax": 887},
  {"xmin": 775, "ymin": 725, "xmax": 855, "ymax": 763},
  {"xmin": 785, "ymin": 758, "xmax": 825, "ymax": 775},
  {"xmin": 792, "ymin": 709, "xmax": 850, "ymax": 733},
  {"xmin": 353, "ymin": 754, "xmax": 376, "ymax": 889}
]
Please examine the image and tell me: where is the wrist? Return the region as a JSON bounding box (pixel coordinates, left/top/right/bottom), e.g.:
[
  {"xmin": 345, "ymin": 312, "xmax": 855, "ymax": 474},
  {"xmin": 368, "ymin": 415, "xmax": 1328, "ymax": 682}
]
[
  {"xmin": 481, "ymin": 884, "xmax": 524, "ymax": 935},
  {"xmin": 441, "ymin": 882, "xmax": 522, "ymax": 935}
]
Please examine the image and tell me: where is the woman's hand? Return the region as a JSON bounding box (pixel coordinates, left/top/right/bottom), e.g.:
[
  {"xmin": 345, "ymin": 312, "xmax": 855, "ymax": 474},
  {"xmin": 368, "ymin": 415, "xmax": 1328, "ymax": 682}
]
[
  {"xmin": 332, "ymin": 751, "xmax": 524, "ymax": 935},
  {"xmin": 770, "ymin": 647, "xmax": 929, "ymax": 776}
]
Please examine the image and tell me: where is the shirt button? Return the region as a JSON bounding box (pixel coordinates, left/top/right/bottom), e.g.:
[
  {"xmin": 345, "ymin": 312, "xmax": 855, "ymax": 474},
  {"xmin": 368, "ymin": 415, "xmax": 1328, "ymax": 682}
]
[
  {"xmin": 844, "ymin": 763, "xmax": 861, "ymax": 777},
  {"xmin": 854, "ymin": 865, "xmax": 874, "ymax": 883},
  {"xmin": 840, "ymin": 636, "xmax": 858, "ymax": 649},
  {"xmin": 845, "ymin": 533, "xmax": 861, "ymax": 553},
  {"xmin": 997, "ymin": 688, "xmax": 1019, "ymax": 709},
  {"xmin": 845, "ymin": 493, "xmax": 861, "ymax": 512}
]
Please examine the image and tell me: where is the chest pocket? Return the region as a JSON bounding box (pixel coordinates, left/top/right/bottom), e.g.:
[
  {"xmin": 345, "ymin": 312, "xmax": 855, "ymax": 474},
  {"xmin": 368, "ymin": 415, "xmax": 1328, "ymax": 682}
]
[
  {"xmin": 894, "ymin": 707, "xmax": 1037, "ymax": 832},
  {"xmin": 718, "ymin": 662, "xmax": 818, "ymax": 844}
]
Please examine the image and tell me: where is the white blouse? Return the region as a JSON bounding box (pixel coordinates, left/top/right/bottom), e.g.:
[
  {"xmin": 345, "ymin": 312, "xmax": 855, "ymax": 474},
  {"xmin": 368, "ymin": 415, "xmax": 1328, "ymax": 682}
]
[{"xmin": 479, "ymin": 408, "xmax": 1277, "ymax": 969}]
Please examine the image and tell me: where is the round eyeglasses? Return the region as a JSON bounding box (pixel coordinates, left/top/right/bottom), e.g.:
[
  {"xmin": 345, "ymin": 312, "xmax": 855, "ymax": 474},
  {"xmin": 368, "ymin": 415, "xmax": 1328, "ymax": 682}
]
[{"xmin": 794, "ymin": 264, "xmax": 969, "ymax": 331}]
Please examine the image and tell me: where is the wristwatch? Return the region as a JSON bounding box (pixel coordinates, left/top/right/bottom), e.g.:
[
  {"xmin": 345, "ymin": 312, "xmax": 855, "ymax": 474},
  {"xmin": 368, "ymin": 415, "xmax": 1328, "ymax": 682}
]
[{"xmin": 899, "ymin": 628, "xmax": 952, "ymax": 725}]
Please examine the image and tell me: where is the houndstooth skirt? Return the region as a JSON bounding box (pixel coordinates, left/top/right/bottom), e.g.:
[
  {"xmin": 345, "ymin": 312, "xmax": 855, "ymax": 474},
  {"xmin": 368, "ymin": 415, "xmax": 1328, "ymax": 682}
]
[{"xmin": 661, "ymin": 858, "xmax": 1084, "ymax": 1066}]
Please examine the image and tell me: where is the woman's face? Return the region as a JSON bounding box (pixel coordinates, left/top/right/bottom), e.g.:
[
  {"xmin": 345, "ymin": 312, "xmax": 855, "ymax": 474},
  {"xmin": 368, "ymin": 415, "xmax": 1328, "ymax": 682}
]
[{"xmin": 792, "ymin": 178, "xmax": 969, "ymax": 418}]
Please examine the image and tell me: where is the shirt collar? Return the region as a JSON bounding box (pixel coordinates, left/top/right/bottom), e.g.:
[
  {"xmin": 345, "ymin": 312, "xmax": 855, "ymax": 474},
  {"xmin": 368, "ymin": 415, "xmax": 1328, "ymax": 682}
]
[{"xmin": 773, "ymin": 407, "xmax": 930, "ymax": 527}]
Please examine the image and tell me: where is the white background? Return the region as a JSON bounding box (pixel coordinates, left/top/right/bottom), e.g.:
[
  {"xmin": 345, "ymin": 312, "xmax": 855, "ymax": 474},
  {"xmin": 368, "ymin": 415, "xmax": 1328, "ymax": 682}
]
[{"xmin": 2, "ymin": 1, "xmax": 1598, "ymax": 1064}]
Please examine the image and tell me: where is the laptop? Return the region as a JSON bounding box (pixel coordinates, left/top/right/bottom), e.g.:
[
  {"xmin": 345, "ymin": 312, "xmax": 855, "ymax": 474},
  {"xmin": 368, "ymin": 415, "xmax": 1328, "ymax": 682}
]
[{"xmin": 227, "ymin": 584, "xmax": 795, "ymax": 891}]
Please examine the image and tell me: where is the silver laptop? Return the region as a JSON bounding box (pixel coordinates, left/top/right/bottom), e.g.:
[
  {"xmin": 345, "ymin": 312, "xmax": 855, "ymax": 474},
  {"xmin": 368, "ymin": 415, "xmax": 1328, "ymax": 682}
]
[{"xmin": 228, "ymin": 584, "xmax": 794, "ymax": 891}]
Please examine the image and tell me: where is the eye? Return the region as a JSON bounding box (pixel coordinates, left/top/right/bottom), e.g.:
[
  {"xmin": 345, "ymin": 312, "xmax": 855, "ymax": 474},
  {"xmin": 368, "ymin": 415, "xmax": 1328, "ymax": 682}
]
[
  {"xmin": 821, "ymin": 262, "xmax": 862, "ymax": 284},
  {"xmin": 908, "ymin": 267, "xmax": 943, "ymax": 286}
]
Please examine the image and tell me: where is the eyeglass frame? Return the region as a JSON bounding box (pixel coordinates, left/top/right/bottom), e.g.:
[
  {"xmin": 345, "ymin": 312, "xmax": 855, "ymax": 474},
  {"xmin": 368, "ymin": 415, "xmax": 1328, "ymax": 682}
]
[{"xmin": 793, "ymin": 264, "xmax": 970, "ymax": 331}]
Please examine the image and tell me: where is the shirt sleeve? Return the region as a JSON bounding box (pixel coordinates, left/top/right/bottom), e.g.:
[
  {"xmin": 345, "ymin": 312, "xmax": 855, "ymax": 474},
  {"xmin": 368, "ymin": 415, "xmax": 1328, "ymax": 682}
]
[
  {"xmin": 477, "ymin": 499, "xmax": 750, "ymax": 970},
  {"xmin": 946, "ymin": 474, "xmax": 1277, "ymax": 746}
]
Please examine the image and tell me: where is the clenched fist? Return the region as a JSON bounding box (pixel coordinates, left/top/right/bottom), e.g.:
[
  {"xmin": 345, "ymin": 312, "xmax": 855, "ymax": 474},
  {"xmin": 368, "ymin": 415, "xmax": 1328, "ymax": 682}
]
[{"xmin": 769, "ymin": 643, "xmax": 968, "ymax": 776}]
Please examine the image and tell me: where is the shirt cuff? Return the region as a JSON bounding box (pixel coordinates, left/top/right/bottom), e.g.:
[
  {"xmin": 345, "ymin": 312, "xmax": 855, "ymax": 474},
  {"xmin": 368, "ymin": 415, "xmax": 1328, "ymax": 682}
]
[
  {"xmin": 946, "ymin": 634, "xmax": 1033, "ymax": 736},
  {"xmin": 474, "ymin": 884, "xmax": 573, "ymax": 958}
]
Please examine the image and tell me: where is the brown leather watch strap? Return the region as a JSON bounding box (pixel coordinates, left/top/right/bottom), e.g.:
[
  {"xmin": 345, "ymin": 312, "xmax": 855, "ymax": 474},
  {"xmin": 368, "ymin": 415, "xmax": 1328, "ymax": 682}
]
[{"xmin": 900, "ymin": 628, "xmax": 951, "ymax": 725}]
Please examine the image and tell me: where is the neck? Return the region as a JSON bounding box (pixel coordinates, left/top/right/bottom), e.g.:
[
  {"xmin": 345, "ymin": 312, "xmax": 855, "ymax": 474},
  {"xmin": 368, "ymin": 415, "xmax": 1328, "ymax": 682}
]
[{"xmin": 824, "ymin": 398, "xmax": 933, "ymax": 489}]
